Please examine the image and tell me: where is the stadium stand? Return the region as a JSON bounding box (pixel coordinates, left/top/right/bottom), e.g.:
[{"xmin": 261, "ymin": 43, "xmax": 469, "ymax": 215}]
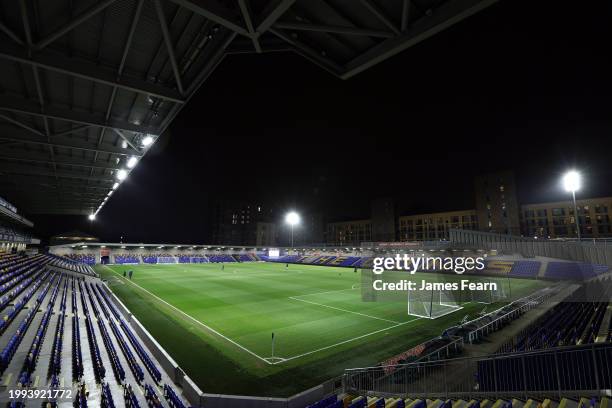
[
  {"xmin": 497, "ymin": 279, "xmax": 612, "ymax": 353},
  {"xmin": 0, "ymin": 253, "xmax": 192, "ymax": 407},
  {"xmin": 114, "ymin": 254, "xmax": 141, "ymax": 264},
  {"xmin": 508, "ymin": 260, "xmax": 541, "ymax": 278},
  {"xmin": 307, "ymin": 394, "xmax": 611, "ymax": 408},
  {"xmin": 65, "ymin": 253, "xmax": 96, "ymax": 265},
  {"xmin": 15, "ymin": 243, "xmax": 611, "ymax": 406},
  {"xmin": 46, "ymin": 253, "xmax": 96, "ymax": 276},
  {"xmin": 207, "ymin": 255, "xmax": 236, "ymax": 263},
  {"xmin": 545, "ymin": 262, "xmax": 609, "ymax": 280}
]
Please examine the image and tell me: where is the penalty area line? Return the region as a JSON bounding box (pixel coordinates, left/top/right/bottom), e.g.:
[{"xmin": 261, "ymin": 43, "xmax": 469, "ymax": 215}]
[
  {"xmin": 101, "ymin": 265, "xmax": 273, "ymax": 365},
  {"xmin": 291, "ymin": 286, "xmax": 362, "ymax": 299},
  {"xmin": 272, "ymin": 317, "xmax": 421, "ymax": 365},
  {"xmin": 289, "ymin": 296, "xmax": 401, "ymax": 324}
]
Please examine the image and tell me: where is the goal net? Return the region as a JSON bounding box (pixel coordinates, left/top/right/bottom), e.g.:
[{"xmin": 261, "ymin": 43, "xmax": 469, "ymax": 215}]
[
  {"xmin": 157, "ymin": 256, "xmax": 177, "ymax": 264},
  {"xmin": 407, "ymin": 287, "xmax": 463, "ymax": 319},
  {"xmin": 469, "ymin": 277, "xmax": 508, "ymax": 304}
]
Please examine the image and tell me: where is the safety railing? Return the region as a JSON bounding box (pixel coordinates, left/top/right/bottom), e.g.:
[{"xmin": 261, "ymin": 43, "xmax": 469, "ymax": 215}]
[{"xmin": 343, "ymin": 343, "xmax": 612, "ymax": 400}]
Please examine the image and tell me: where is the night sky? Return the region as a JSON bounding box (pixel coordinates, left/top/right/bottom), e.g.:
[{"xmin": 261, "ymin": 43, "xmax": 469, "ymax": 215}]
[{"xmin": 30, "ymin": 0, "xmax": 612, "ymax": 244}]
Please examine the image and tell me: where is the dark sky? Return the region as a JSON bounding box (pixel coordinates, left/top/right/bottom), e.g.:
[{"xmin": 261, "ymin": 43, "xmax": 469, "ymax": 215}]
[{"xmin": 31, "ymin": 0, "xmax": 612, "ymax": 243}]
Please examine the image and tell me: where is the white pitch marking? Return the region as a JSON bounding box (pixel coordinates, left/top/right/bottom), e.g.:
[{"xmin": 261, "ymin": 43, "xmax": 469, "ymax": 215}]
[
  {"xmin": 291, "ymin": 286, "xmax": 361, "ymax": 299},
  {"xmin": 274, "ymin": 318, "xmax": 421, "ymax": 364},
  {"xmin": 102, "ymin": 266, "xmax": 272, "ymax": 365},
  {"xmin": 102, "ymin": 265, "xmax": 421, "ymax": 365},
  {"xmin": 289, "ymin": 296, "xmax": 402, "ymax": 324}
]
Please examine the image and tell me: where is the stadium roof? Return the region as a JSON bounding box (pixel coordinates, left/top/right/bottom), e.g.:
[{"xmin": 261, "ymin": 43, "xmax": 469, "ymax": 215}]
[{"xmin": 0, "ymin": 0, "xmax": 497, "ymax": 215}]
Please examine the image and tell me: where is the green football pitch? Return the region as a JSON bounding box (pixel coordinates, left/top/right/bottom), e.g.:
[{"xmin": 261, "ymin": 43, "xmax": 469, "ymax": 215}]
[{"xmin": 96, "ymin": 262, "xmax": 548, "ymax": 396}]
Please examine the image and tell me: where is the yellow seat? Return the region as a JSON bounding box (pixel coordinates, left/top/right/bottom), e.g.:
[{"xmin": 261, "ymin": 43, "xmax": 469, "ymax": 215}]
[
  {"xmin": 428, "ymin": 399, "xmax": 443, "ymax": 408},
  {"xmin": 453, "ymin": 399, "xmax": 468, "ymax": 408},
  {"xmin": 367, "ymin": 397, "xmax": 382, "ymax": 408},
  {"xmin": 345, "ymin": 395, "xmax": 361, "ymax": 408},
  {"xmin": 386, "ymin": 398, "xmax": 400, "ymax": 408},
  {"xmin": 559, "ymin": 399, "xmax": 578, "ymax": 408},
  {"xmin": 408, "ymin": 399, "xmax": 424, "ymax": 408}
]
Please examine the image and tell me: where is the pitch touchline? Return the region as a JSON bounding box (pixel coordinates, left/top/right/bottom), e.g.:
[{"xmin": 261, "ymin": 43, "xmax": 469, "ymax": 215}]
[
  {"xmin": 102, "ymin": 266, "xmax": 273, "ymax": 365},
  {"xmin": 102, "ymin": 266, "xmax": 421, "ymax": 365},
  {"xmin": 288, "ymin": 296, "xmax": 401, "ymax": 324}
]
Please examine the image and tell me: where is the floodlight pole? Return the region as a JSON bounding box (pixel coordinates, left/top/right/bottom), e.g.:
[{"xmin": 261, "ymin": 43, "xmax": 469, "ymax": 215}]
[
  {"xmin": 571, "ymin": 189, "xmax": 581, "ymax": 240},
  {"xmin": 290, "ymin": 224, "xmax": 294, "ymax": 249}
]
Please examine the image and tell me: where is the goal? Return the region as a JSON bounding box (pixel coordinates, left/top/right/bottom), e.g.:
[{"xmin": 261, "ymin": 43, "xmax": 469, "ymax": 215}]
[
  {"xmin": 407, "ymin": 287, "xmax": 463, "ymax": 319},
  {"xmin": 157, "ymin": 256, "xmax": 177, "ymax": 264},
  {"xmin": 469, "ymin": 277, "xmax": 508, "ymax": 304}
]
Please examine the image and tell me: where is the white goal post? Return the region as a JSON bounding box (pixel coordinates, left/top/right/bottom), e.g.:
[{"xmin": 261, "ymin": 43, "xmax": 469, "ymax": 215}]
[{"xmin": 407, "ymin": 288, "xmax": 463, "ymax": 319}]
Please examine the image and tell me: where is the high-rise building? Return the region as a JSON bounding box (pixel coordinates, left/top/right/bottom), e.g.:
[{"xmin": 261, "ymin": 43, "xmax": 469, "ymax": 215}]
[
  {"xmin": 211, "ymin": 200, "xmax": 276, "ymax": 246},
  {"xmin": 371, "ymin": 198, "xmax": 396, "ymax": 242},
  {"xmin": 474, "ymin": 171, "xmax": 521, "ymax": 235},
  {"xmin": 326, "ymin": 219, "xmax": 372, "ymax": 246}
]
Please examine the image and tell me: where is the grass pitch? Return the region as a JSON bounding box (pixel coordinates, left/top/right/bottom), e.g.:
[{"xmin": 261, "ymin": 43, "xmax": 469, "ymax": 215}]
[{"xmin": 97, "ymin": 262, "xmax": 548, "ymax": 396}]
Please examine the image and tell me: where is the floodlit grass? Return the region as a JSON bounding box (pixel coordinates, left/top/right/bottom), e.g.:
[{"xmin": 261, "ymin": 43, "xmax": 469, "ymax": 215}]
[{"xmin": 96, "ymin": 262, "xmax": 548, "ymax": 396}]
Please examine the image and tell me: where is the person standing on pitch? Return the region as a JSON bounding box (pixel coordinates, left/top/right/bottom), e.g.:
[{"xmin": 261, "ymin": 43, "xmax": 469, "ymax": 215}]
[
  {"xmin": 129, "ymin": 270, "xmax": 133, "ymax": 280},
  {"xmin": 221, "ymin": 263, "xmax": 225, "ymax": 271}
]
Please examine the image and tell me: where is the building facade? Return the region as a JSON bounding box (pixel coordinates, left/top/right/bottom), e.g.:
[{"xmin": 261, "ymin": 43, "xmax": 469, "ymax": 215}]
[
  {"xmin": 326, "ymin": 219, "xmax": 372, "ymax": 246},
  {"xmin": 521, "ymin": 196, "xmax": 612, "ymax": 239},
  {"xmin": 211, "ymin": 200, "xmax": 276, "ymax": 246},
  {"xmin": 255, "ymin": 222, "xmax": 277, "ymax": 246},
  {"xmin": 371, "ymin": 198, "xmax": 396, "ymax": 242},
  {"xmin": 398, "ymin": 209, "xmax": 478, "ymax": 241},
  {"xmin": 474, "ymin": 171, "xmax": 521, "ymax": 235}
]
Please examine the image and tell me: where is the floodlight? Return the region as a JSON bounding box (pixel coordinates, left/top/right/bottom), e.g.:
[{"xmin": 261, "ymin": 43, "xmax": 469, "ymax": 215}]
[
  {"xmin": 562, "ymin": 170, "xmax": 581, "ymax": 192},
  {"xmin": 142, "ymin": 135, "xmax": 154, "ymax": 147},
  {"xmin": 285, "ymin": 211, "xmax": 300, "ymax": 226},
  {"xmin": 121, "ymin": 140, "xmax": 128, "ymax": 149},
  {"xmin": 127, "ymin": 156, "xmax": 138, "ymax": 168},
  {"xmin": 88, "ymin": 213, "xmax": 95, "ymax": 221},
  {"xmin": 562, "ymin": 169, "xmax": 582, "ymax": 239},
  {"xmin": 285, "ymin": 211, "xmax": 300, "ymax": 248},
  {"xmin": 112, "ymin": 182, "xmax": 119, "ymax": 190},
  {"xmin": 116, "ymin": 169, "xmax": 128, "ymax": 180}
]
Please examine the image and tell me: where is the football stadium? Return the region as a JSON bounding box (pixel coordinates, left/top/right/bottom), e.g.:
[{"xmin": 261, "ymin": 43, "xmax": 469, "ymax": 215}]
[{"xmin": 0, "ymin": 0, "xmax": 612, "ymax": 407}]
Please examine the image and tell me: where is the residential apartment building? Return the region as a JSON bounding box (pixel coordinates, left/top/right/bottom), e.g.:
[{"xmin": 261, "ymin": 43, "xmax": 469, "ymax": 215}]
[
  {"xmin": 398, "ymin": 209, "xmax": 478, "ymax": 241},
  {"xmin": 474, "ymin": 171, "xmax": 521, "ymax": 235},
  {"xmin": 326, "ymin": 219, "xmax": 372, "ymax": 246},
  {"xmin": 521, "ymin": 196, "xmax": 612, "ymax": 238}
]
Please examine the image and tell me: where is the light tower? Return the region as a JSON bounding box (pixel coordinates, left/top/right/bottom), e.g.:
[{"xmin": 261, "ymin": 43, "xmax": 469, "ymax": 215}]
[
  {"xmin": 562, "ymin": 170, "xmax": 582, "ymax": 240},
  {"xmin": 285, "ymin": 211, "xmax": 300, "ymax": 249}
]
